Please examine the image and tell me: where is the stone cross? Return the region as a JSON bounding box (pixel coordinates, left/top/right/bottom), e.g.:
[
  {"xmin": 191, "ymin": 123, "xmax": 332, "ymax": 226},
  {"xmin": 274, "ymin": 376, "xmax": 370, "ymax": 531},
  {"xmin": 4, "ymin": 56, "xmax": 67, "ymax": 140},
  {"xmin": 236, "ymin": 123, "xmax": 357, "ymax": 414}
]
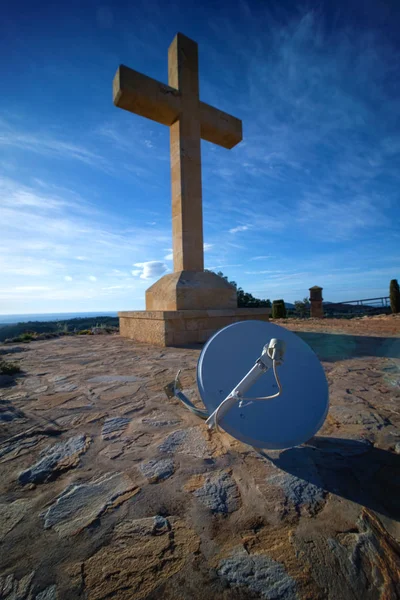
[{"xmin": 113, "ymin": 33, "xmax": 242, "ymax": 273}]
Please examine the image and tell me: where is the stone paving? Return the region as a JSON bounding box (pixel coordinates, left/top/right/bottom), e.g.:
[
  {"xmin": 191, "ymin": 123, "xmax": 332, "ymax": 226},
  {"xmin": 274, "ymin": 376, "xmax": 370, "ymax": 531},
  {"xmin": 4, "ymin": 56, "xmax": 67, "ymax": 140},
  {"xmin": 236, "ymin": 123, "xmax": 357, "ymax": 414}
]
[{"xmin": 0, "ymin": 322, "xmax": 399, "ymax": 599}]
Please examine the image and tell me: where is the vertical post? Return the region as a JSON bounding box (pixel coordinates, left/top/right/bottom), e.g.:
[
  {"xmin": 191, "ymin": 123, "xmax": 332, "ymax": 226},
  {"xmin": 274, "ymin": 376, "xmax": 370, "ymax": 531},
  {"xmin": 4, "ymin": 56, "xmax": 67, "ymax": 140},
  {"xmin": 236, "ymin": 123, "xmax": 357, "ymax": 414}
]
[
  {"xmin": 309, "ymin": 286, "xmax": 324, "ymax": 318},
  {"xmin": 169, "ymin": 33, "xmax": 204, "ymax": 272}
]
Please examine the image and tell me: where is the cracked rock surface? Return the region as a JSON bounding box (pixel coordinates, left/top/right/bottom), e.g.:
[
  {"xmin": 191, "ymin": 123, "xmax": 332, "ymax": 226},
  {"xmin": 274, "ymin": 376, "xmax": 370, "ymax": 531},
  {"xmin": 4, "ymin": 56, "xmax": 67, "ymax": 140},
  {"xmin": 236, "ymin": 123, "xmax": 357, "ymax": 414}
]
[{"xmin": 0, "ymin": 322, "xmax": 399, "ymax": 599}]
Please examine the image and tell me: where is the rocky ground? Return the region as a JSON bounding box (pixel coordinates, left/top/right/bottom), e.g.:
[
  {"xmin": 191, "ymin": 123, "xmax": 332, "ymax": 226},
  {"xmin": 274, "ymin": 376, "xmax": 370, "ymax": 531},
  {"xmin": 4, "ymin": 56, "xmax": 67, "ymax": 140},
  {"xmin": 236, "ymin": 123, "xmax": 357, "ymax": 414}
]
[
  {"xmin": 0, "ymin": 315, "xmax": 399, "ymax": 599},
  {"xmin": 274, "ymin": 313, "xmax": 400, "ymax": 338}
]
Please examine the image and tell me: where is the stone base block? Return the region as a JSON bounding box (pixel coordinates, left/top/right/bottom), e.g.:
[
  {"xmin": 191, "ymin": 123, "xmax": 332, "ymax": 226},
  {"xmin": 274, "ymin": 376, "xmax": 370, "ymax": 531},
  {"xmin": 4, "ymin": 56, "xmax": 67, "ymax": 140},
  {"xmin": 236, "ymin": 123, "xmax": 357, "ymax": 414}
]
[
  {"xmin": 145, "ymin": 271, "xmax": 237, "ymax": 310},
  {"xmin": 118, "ymin": 308, "xmax": 271, "ymax": 347}
]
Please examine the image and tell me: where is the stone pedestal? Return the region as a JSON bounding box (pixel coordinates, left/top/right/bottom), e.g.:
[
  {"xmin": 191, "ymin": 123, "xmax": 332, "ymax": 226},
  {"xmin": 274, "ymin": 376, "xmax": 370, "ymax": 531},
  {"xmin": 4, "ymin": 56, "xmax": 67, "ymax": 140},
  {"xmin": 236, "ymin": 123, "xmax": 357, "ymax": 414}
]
[
  {"xmin": 309, "ymin": 286, "xmax": 324, "ymax": 318},
  {"xmin": 146, "ymin": 271, "xmax": 237, "ymax": 310},
  {"xmin": 119, "ymin": 308, "xmax": 271, "ymax": 347}
]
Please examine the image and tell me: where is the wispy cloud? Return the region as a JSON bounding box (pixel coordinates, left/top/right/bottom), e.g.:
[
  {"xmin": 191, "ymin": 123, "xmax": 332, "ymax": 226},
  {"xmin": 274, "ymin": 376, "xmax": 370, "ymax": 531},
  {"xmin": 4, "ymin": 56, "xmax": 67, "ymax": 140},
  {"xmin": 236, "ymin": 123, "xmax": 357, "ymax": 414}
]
[
  {"xmin": 250, "ymin": 256, "xmax": 273, "ymax": 261},
  {"xmin": 229, "ymin": 225, "xmax": 250, "ymax": 234},
  {"xmin": 0, "ymin": 175, "xmax": 172, "ymax": 311},
  {"xmin": 0, "ymin": 122, "xmax": 104, "ymax": 168},
  {"xmin": 201, "ymin": 5, "xmax": 399, "ymax": 247},
  {"xmin": 132, "ymin": 261, "xmax": 168, "ymax": 279}
]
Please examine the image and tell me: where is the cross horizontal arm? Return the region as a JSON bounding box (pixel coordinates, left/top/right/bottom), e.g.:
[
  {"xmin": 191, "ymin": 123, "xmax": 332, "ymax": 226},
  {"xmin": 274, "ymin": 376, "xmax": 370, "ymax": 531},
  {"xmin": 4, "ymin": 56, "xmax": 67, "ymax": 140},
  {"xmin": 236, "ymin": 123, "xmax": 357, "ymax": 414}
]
[
  {"xmin": 113, "ymin": 65, "xmax": 242, "ymax": 149},
  {"xmin": 113, "ymin": 65, "xmax": 181, "ymax": 126},
  {"xmin": 199, "ymin": 102, "xmax": 243, "ymax": 149}
]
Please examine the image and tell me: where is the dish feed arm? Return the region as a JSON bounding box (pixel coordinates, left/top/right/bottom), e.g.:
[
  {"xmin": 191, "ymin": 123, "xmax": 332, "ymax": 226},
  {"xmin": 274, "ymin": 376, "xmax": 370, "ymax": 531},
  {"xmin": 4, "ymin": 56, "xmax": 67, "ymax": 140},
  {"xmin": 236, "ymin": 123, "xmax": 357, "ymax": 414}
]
[
  {"xmin": 205, "ymin": 338, "xmax": 285, "ymax": 431},
  {"xmin": 163, "ymin": 338, "xmax": 285, "ymax": 429}
]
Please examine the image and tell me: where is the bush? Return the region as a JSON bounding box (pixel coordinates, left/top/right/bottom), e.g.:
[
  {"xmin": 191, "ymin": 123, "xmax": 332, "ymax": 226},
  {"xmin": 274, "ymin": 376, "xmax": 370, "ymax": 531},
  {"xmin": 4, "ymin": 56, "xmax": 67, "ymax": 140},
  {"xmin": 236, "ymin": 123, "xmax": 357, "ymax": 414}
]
[
  {"xmin": 0, "ymin": 359, "xmax": 21, "ymax": 375},
  {"xmin": 19, "ymin": 332, "xmax": 35, "ymax": 342},
  {"xmin": 4, "ymin": 332, "xmax": 35, "ymax": 344},
  {"xmin": 272, "ymin": 299, "xmax": 287, "ymax": 319},
  {"xmin": 209, "ymin": 271, "xmax": 271, "ymax": 308},
  {"xmin": 77, "ymin": 329, "xmax": 93, "ymax": 335},
  {"xmin": 390, "ymin": 279, "xmax": 400, "ymax": 314},
  {"xmin": 294, "ymin": 297, "xmax": 310, "ymax": 318}
]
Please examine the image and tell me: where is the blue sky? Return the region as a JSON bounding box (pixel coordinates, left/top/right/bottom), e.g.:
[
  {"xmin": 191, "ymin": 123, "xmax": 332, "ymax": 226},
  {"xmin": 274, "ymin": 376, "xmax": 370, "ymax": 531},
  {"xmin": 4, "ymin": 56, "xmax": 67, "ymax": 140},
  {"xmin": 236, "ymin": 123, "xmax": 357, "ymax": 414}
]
[{"xmin": 1, "ymin": 0, "xmax": 399, "ymax": 314}]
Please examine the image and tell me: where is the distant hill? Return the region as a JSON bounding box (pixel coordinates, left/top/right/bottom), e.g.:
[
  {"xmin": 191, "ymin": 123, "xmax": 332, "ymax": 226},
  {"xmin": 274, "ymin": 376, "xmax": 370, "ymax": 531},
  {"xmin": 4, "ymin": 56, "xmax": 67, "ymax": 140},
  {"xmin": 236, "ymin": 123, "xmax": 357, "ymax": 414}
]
[
  {"xmin": 323, "ymin": 301, "xmax": 390, "ymax": 316},
  {"xmin": 0, "ymin": 316, "xmax": 119, "ymax": 343}
]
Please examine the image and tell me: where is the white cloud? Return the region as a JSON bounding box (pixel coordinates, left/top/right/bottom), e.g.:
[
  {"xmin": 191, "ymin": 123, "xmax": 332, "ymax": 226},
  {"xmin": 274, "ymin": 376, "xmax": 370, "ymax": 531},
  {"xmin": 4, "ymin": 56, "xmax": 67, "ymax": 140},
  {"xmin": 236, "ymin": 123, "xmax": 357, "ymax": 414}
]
[
  {"xmin": 88, "ymin": 275, "xmax": 97, "ymax": 282},
  {"xmin": 229, "ymin": 225, "xmax": 249, "ymax": 234},
  {"xmin": 245, "ymin": 270, "xmax": 282, "ymax": 275},
  {"xmin": 0, "ymin": 125, "xmax": 103, "ymax": 168},
  {"xmin": 163, "ymin": 244, "xmax": 212, "ymax": 261},
  {"xmin": 14, "ymin": 286, "xmax": 50, "ymax": 292},
  {"xmin": 132, "ymin": 261, "xmax": 168, "ymax": 280},
  {"xmin": 64, "ymin": 275, "xmax": 73, "ymax": 281}
]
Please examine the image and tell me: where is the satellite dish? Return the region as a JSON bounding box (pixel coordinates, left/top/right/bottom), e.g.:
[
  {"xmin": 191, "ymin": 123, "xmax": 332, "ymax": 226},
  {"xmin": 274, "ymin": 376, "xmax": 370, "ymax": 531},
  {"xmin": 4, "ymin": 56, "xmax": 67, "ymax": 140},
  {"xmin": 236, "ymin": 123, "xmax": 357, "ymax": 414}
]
[{"xmin": 164, "ymin": 320, "xmax": 329, "ymax": 450}]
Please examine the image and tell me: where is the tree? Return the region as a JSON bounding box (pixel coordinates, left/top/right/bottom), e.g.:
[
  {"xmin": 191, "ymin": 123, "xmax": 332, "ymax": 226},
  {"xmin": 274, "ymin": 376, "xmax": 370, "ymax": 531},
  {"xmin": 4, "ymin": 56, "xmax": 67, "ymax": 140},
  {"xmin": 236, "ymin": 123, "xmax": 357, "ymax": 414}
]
[
  {"xmin": 211, "ymin": 271, "xmax": 271, "ymax": 308},
  {"xmin": 294, "ymin": 297, "xmax": 310, "ymax": 318},
  {"xmin": 390, "ymin": 279, "xmax": 400, "ymax": 314},
  {"xmin": 272, "ymin": 299, "xmax": 286, "ymax": 319}
]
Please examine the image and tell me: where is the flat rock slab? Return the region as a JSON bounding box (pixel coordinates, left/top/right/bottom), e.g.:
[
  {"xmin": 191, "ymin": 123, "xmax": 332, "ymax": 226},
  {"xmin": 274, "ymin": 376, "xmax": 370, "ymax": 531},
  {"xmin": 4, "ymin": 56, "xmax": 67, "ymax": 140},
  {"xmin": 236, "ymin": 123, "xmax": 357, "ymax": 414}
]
[
  {"xmin": 36, "ymin": 584, "xmax": 58, "ymax": 600},
  {"xmin": 0, "ymin": 427, "xmax": 62, "ymax": 462},
  {"xmin": 101, "ymin": 417, "xmax": 130, "ymax": 440},
  {"xmin": 190, "ymin": 470, "xmax": 241, "ymax": 514},
  {"xmin": 141, "ymin": 416, "xmax": 181, "ymax": 428},
  {"xmin": 294, "ymin": 509, "xmax": 400, "ymax": 599},
  {"xmin": 0, "ymin": 571, "xmax": 35, "ymax": 600},
  {"xmin": 158, "ymin": 427, "xmax": 212, "ymax": 458},
  {"xmin": 0, "ymin": 499, "xmax": 33, "ymax": 540},
  {"xmin": 87, "ymin": 376, "xmax": 142, "ymax": 383},
  {"xmin": 19, "ymin": 435, "xmax": 91, "ymax": 484},
  {"xmin": 0, "ymin": 402, "xmax": 24, "ymax": 422},
  {"xmin": 83, "ymin": 516, "xmax": 199, "ymax": 600},
  {"xmin": 99, "ymin": 384, "xmax": 141, "ymax": 402},
  {"xmin": 41, "ymin": 472, "xmax": 139, "ymax": 537},
  {"xmin": 267, "ymin": 470, "xmax": 326, "ymax": 516},
  {"xmin": 140, "ymin": 457, "xmax": 175, "ymax": 483},
  {"xmin": 53, "ymin": 383, "xmax": 78, "ymax": 393},
  {"xmin": 218, "ymin": 548, "xmax": 299, "ymax": 600},
  {"xmin": 0, "ymin": 572, "xmax": 57, "ymax": 600},
  {"xmin": 33, "ymin": 392, "xmax": 89, "ymax": 411}
]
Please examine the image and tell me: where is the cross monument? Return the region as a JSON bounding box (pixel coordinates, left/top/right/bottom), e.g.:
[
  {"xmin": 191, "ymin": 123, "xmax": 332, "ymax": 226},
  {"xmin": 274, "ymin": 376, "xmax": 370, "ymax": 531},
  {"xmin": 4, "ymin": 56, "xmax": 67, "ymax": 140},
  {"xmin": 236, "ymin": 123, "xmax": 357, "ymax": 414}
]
[
  {"xmin": 115, "ymin": 33, "xmax": 271, "ymax": 345},
  {"xmin": 113, "ymin": 32, "xmax": 242, "ymax": 273}
]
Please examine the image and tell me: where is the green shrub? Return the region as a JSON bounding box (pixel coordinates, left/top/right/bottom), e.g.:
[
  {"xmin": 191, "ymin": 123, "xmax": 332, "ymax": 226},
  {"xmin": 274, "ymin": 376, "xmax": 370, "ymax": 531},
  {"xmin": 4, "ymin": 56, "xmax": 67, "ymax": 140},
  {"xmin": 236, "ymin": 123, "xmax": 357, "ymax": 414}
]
[
  {"xmin": 0, "ymin": 359, "xmax": 21, "ymax": 375},
  {"xmin": 294, "ymin": 297, "xmax": 310, "ymax": 318},
  {"xmin": 390, "ymin": 279, "xmax": 400, "ymax": 314},
  {"xmin": 20, "ymin": 332, "xmax": 35, "ymax": 342},
  {"xmin": 207, "ymin": 270, "xmax": 271, "ymax": 308},
  {"xmin": 77, "ymin": 329, "xmax": 93, "ymax": 335},
  {"xmin": 272, "ymin": 299, "xmax": 287, "ymax": 319},
  {"xmin": 4, "ymin": 332, "xmax": 35, "ymax": 343}
]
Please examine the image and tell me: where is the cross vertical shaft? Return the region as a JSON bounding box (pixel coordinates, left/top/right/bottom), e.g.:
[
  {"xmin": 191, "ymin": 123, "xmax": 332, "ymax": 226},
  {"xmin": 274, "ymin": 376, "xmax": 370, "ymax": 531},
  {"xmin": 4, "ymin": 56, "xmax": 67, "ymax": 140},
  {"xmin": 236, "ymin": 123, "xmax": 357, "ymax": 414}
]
[{"xmin": 168, "ymin": 34, "xmax": 204, "ymax": 272}]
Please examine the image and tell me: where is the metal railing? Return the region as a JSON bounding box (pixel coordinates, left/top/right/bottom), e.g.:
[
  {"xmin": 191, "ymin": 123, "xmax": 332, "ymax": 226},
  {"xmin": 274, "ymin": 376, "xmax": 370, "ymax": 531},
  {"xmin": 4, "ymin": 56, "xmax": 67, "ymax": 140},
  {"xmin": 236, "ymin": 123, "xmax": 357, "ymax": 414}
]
[{"xmin": 323, "ymin": 296, "xmax": 390, "ymax": 317}]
